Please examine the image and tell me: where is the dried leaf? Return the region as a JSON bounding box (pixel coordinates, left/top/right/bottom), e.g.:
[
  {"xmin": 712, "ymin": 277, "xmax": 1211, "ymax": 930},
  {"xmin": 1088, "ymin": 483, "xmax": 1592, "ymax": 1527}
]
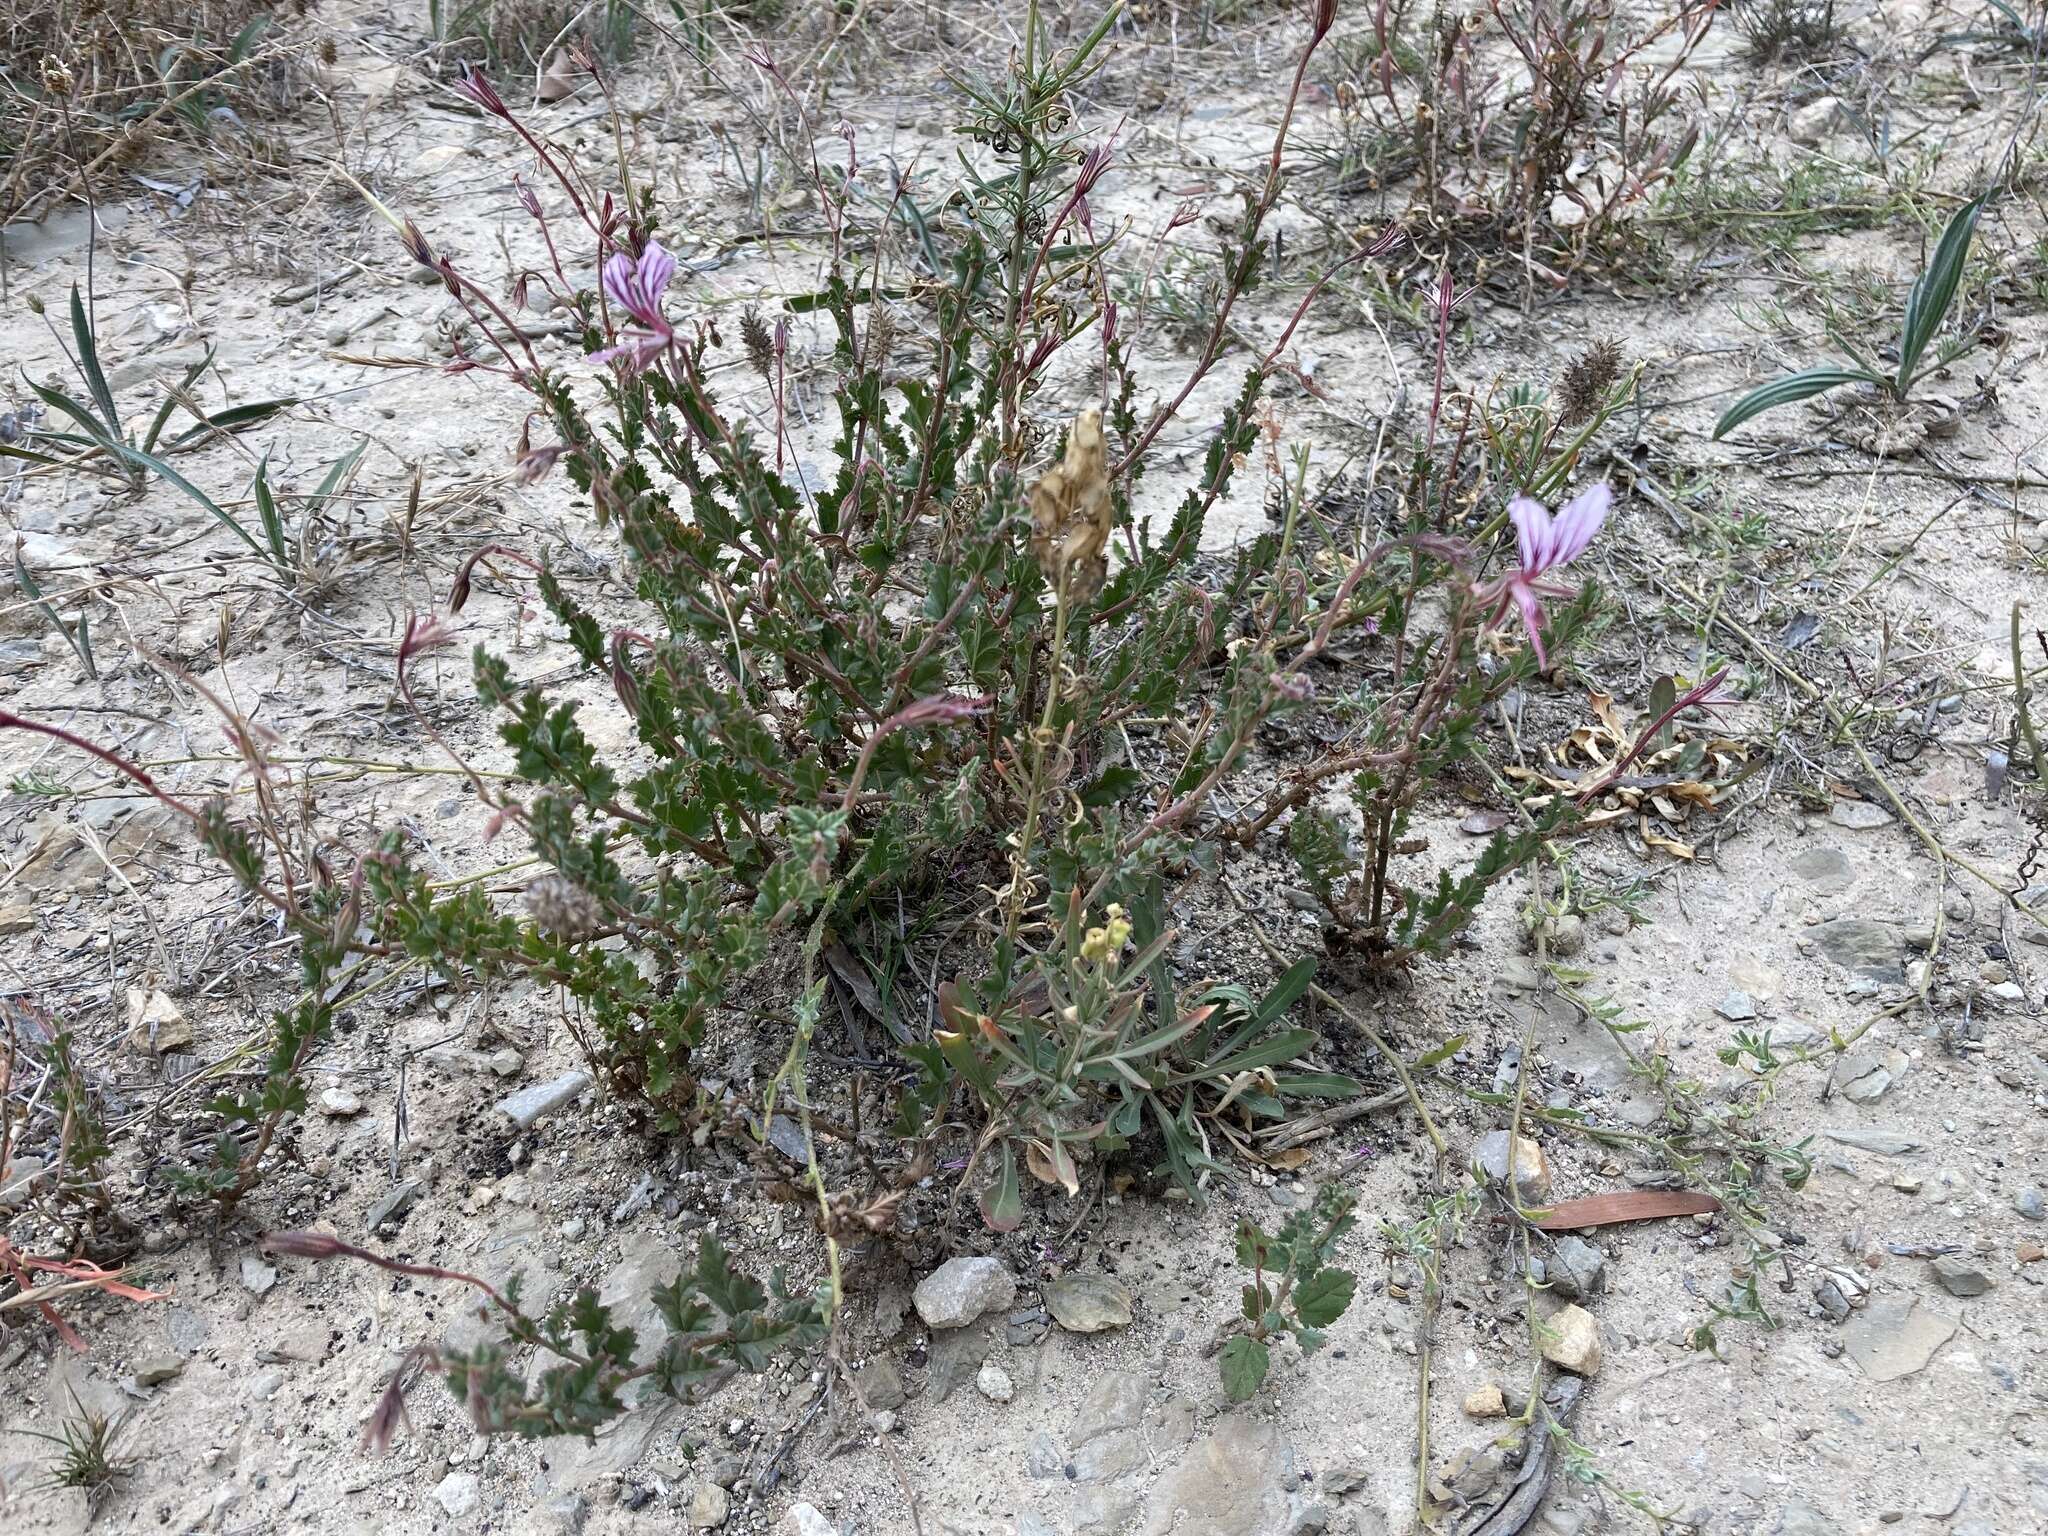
[
  {"xmin": 1589, "ymin": 691, "xmax": 1629, "ymax": 738},
  {"xmin": 536, "ymin": 51, "xmax": 582, "ymax": 103},
  {"xmin": 1638, "ymin": 817, "xmax": 1695, "ymax": 859},
  {"xmin": 1024, "ymin": 1139, "xmax": 1081, "ymax": 1197},
  {"xmin": 1030, "ymin": 409, "xmax": 1112, "ymax": 601},
  {"xmin": 1530, "ymin": 1190, "xmax": 1721, "ymax": 1229}
]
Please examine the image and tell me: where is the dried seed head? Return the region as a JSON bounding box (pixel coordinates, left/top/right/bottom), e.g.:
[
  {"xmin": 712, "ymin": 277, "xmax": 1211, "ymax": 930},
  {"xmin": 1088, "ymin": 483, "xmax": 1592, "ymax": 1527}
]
[
  {"xmin": 1029, "ymin": 409, "xmax": 1113, "ymax": 603},
  {"xmin": 525, "ymin": 873, "xmax": 603, "ymax": 937},
  {"xmin": 740, "ymin": 308, "xmax": 774, "ymax": 377},
  {"xmin": 860, "ymin": 303, "xmax": 895, "ymax": 373},
  {"xmin": 1557, "ymin": 340, "xmax": 1623, "ymax": 425}
]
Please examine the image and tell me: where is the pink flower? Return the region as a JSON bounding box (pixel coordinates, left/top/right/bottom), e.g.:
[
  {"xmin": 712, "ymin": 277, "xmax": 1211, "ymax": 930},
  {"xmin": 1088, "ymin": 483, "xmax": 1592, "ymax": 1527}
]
[
  {"xmin": 1485, "ymin": 482, "xmax": 1610, "ymax": 670},
  {"xmin": 593, "ymin": 240, "xmax": 676, "ymax": 370}
]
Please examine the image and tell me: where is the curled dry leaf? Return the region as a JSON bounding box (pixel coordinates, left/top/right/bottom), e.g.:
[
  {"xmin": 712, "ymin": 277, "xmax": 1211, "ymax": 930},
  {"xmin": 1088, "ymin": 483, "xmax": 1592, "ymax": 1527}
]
[
  {"xmin": 1025, "ymin": 1139, "xmax": 1080, "ymax": 1196},
  {"xmin": 1030, "ymin": 408, "xmax": 1112, "ymax": 602},
  {"xmin": 536, "ymin": 52, "xmax": 582, "ymax": 104},
  {"xmin": 1505, "ymin": 688, "xmax": 1747, "ymax": 858}
]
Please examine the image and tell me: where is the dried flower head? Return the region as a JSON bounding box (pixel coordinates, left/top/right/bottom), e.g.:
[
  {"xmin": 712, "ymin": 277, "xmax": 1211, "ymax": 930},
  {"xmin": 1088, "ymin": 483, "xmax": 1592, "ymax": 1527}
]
[
  {"xmin": 525, "ymin": 873, "xmax": 603, "ymax": 937},
  {"xmin": 1030, "ymin": 409, "xmax": 1113, "ymax": 602},
  {"xmin": 1557, "ymin": 340, "xmax": 1623, "ymax": 425}
]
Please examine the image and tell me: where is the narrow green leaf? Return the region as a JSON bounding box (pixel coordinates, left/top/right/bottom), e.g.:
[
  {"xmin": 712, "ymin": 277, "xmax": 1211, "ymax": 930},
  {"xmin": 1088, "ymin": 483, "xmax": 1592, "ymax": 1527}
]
[
  {"xmin": 73, "ymin": 610, "xmax": 95, "ymax": 679},
  {"xmin": 68, "ymin": 284, "xmax": 123, "ymax": 443},
  {"xmin": 1254, "ymin": 957, "xmax": 1319, "ymax": 1029},
  {"xmin": 1270, "ymin": 1070, "xmax": 1363, "ymax": 1099},
  {"xmin": 1411, "ymin": 1032, "xmax": 1468, "ymax": 1071},
  {"xmin": 101, "ymin": 440, "xmax": 264, "ymax": 554},
  {"xmin": 161, "ymin": 396, "xmax": 298, "ymax": 449},
  {"xmin": 14, "ymin": 536, "xmax": 95, "ymax": 678},
  {"xmin": 1897, "ymin": 197, "xmax": 1983, "ymax": 391},
  {"xmin": 0, "ymin": 442, "xmax": 67, "ymax": 470},
  {"xmin": 25, "ymin": 379, "xmax": 120, "ymax": 449},
  {"xmin": 1182, "ymin": 1027, "xmax": 1317, "ymax": 1083},
  {"xmin": 251, "ymin": 454, "xmax": 289, "ymax": 566},
  {"xmin": 141, "ymin": 346, "xmax": 217, "ymax": 454},
  {"xmin": 1217, "ymin": 1334, "xmax": 1270, "ymax": 1401},
  {"xmin": 1711, "ymin": 367, "xmax": 1878, "ymax": 440},
  {"xmin": 307, "ymin": 441, "xmax": 368, "ymax": 513}
]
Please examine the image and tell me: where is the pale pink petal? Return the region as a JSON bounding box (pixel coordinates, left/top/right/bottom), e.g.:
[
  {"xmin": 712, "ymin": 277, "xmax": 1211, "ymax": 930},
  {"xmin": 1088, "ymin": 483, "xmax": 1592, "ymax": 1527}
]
[
  {"xmin": 1546, "ymin": 482, "xmax": 1611, "ymax": 570},
  {"xmin": 1508, "ymin": 494, "xmax": 1555, "ymax": 572},
  {"xmin": 599, "ymin": 251, "xmax": 638, "ymax": 314},
  {"xmin": 600, "ymin": 242, "xmax": 677, "ymax": 332},
  {"xmin": 1511, "ymin": 580, "xmax": 1550, "ymax": 670},
  {"xmin": 635, "ymin": 242, "xmax": 676, "ymax": 309}
]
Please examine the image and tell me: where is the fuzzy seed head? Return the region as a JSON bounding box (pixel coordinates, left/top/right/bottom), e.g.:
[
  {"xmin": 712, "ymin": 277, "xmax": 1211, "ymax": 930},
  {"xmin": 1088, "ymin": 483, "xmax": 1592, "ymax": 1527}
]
[{"xmin": 525, "ymin": 873, "xmax": 603, "ymax": 937}]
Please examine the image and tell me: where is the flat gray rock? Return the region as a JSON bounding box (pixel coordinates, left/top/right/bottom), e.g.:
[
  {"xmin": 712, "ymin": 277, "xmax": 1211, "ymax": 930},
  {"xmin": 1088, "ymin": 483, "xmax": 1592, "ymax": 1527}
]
[
  {"xmin": 1810, "ymin": 919, "xmax": 1906, "ymax": 982},
  {"xmin": 1043, "ymin": 1274, "xmax": 1135, "ymax": 1333},
  {"xmin": 497, "ymin": 1070, "xmax": 592, "ymax": 1128},
  {"xmin": 1825, "ymin": 1127, "xmax": 1924, "ymax": 1156},
  {"xmin": 1842, "ymin": 1299, "xmax": 1956, "ymax": 1381},
  {"xmin": 1832, "ymin": 1046, "xmax": 1908, "ymax": 1104},
  {"xmin": 1789, "ymin": 847, "xmax": 1854, "ymax": 892},
  {"xmin": 1828, "ymin": 800, "xmax": 1893, "ymax": 831},
  {"xmin": 1139, "ymin": 1417, "xmax": 1299, "ymax": 1536}
]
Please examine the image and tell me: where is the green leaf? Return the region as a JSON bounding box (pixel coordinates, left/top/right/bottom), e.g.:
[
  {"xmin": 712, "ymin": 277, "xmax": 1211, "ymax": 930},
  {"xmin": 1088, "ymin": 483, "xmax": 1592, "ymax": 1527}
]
[
  {"xmin": 0, "ymin": 442, "xmax": 67, "ymax": 471},
  {"xmin": 251, "ymin": 453, "xmax": 289, "ymax": 566},
  {"xmin": 306, "ymin": 441, "xmax": 368, "ymax": 513},
  {"xmin": 1254, "ymin": 956, "xmax": 1318, "ymax": 1029},
  {"xmin": 979, "ymin": 1143, "xmax": 1024, "ymax": 1232},
  {"xmin": 141, "ymin": 345, "xmax": 217, "ymax": 454},
  {"xmin": 1217, "ymin": 1334, "xmax": 1270, "ymax": 1402},
  {"xmin": 1897, "ymin": 197, "xmax": 1982, "ymax": 390},
  {"xmin": 25, "ymin": 379, "xmax": 120, "ymax": 450},
  {"xmin": 1080, "ymin": 762, "xmax": 1143, "ymax": 808},
  {"xmin": 1411, "ymin": 1032, "xmax": 1468, "ymax": 1071},
  {"xmin": 1292, "ymin": 1266, "xmax": 1356, "ymax": 1329},
  {"xmin": 68, "ymin": 284, "xmax": 123, "ymax": 443},
  {"xmin": 1182, "ymin": 1027, "xmax": 1317, "ymax": 1083},
  {"xmin": 161, "ymin": 395, "xmax": 299, "ymax": 451},
  {"xmin": 1711, "ymin": 367, "xmax": 1879, "ymax": 440},
  {"xmin": 1286, "ymin": 807, "xmax": 1349, "ymax": 902},
  {"xmin": 101, "ymin": 439, "xmax": 265, "ymax": 555}
]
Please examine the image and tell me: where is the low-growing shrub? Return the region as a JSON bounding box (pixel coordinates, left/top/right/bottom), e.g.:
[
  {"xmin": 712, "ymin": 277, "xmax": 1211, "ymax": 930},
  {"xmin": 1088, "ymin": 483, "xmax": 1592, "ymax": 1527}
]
[{"xmin": 0, "ymin": 0, "xmax": 1644, "ymax": 1447}]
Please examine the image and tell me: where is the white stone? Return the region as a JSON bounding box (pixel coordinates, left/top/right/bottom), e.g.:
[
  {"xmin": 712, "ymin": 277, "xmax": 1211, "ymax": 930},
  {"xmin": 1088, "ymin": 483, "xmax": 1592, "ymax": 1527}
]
[{"xmin": 434, "ymin": 1472, "xmax": 480, "ymax": 1518}]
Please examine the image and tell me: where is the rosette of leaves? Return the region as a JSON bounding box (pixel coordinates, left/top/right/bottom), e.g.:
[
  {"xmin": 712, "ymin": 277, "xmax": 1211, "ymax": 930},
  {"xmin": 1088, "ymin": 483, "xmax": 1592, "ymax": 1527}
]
[{"xmin": 903, "ymin": 886, "xmax": 1361, "ymax": 1226}]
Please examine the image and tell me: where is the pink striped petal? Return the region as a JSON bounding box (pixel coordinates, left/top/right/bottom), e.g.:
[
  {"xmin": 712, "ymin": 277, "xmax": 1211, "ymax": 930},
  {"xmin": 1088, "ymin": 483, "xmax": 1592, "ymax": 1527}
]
[
  {"xmin": 1511, "ymin": 579, "xmax": 1550, "ymax": 670},
  {"xmin": 1508, "ymin": 494, "xmax": 1556, "ymax": 572},
  {"xmin": 1546, "ymin": 482, "xmax": 1611, "ymax": 570}
]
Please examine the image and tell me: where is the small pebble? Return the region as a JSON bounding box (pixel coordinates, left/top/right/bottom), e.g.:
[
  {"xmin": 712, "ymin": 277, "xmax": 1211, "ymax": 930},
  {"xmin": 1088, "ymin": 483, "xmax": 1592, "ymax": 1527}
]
[{"xmin": 975, "ymin": 1362, "xmax": 1015, "ymax": 1403}]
